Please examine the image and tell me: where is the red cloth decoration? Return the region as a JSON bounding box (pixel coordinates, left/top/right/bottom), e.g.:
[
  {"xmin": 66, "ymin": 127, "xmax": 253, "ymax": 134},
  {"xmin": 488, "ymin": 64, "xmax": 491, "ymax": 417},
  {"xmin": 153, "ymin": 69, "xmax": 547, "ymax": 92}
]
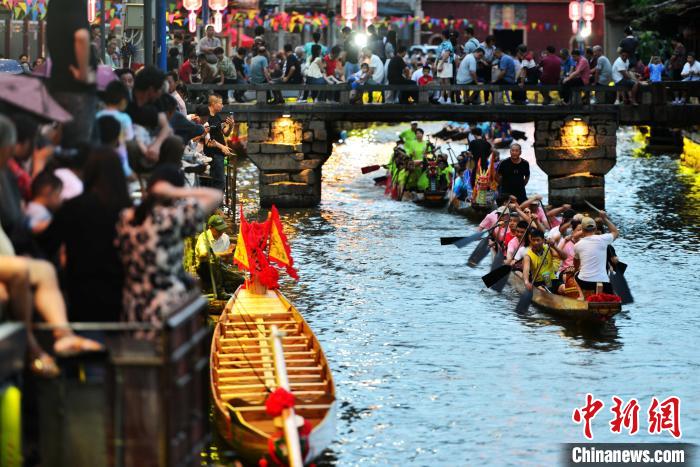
[
  {"xmin": 265, "ymin": 387, "xmax": 296, "ymax": 416},
  {"xmin": 586, "ymin": 293, "xmax": 621, "ymax": 303}
]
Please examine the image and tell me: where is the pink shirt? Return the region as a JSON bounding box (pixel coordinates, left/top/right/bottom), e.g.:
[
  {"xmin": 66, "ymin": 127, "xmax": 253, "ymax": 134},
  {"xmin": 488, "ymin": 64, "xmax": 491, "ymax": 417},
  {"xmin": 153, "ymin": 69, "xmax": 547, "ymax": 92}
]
[
  {"xmin": 506, "ymin": 236, "xmax": 521, "ymax": 259},
  {"xmin": 574, "ymin": 57, "xmax": 591, "ymax": 85},
  {"xmin": 558, "ymin": 239, "xmax": 576, "ymax": 271},
  {"xmin": 479, "ymin": 210, "xmax": 499, "ymax": 230}
]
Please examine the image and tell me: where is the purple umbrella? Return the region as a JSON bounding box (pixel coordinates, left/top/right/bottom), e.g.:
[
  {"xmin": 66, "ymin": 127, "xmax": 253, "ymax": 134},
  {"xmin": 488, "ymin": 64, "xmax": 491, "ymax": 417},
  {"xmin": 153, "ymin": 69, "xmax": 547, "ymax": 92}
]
[
  {"xmin": 97, "ymin": 65, "xmax": 118, "ymax": 91},
  {"xmin": 0, "ymin": 73, "xmax": 73, "ymax": 123}
]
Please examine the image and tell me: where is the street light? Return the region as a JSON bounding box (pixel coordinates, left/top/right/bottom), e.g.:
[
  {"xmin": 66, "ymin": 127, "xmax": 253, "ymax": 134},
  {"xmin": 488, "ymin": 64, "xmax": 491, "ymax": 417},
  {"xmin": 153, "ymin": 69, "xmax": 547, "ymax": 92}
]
[
  {"xmin": 209, "ymin": 0, "xmax": 227, "ymax": 33},
  {"xmin": 184, "ymin": 0, "xmax": 202, "ymax": 33},
  {"xmin": 341, "ymin": 0, "xmax": 358, "ymax": 28},
  {"xmin": 354, "ymin": 32, "xmax": 368, "ymax": 47},
  {"xmin": 569, "ymin": 0, "xmax": 595, "ymax": 44},
  {"xmin": 360, "ymin": 0, "xmax": 377, "ymax": 29}
]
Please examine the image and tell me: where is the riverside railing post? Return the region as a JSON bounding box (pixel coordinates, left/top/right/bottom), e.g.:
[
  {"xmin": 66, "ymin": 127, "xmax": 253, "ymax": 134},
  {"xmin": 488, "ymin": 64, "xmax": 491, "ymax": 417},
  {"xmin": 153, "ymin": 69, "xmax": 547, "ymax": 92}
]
[
  {"xmin": 144, "ymin": 0, "xmax": 153, "ymax": 65},
  {"xmin": 156, "ymin": 0, "xmax": 167, "ymax": 70}
]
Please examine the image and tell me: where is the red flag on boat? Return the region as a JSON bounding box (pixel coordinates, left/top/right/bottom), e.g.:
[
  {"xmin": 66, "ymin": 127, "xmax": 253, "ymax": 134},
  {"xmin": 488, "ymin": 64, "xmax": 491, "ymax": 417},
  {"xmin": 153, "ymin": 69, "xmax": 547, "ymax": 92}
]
[
  {"xmin": 267, "ymin": 206, "xmax": 299, "ymax": 280},
  {"xmin": 233, "ymin": 207, "xmax": 251, "ymax": 272}
]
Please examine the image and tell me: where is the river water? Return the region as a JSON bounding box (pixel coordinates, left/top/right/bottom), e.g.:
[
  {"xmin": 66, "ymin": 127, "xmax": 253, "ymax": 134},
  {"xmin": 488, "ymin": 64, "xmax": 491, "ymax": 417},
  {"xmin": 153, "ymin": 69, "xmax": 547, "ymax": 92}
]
[{"xmin": 231, "ymin": 122, "xmax": 700, "ymax": 466}]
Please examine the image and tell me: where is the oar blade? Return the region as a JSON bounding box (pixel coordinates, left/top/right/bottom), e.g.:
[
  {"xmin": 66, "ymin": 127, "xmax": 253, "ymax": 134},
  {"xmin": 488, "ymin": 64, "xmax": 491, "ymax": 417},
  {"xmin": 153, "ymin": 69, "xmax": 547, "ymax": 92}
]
[
  {"xmin": 467, "ymin": 238, "xmax": 491, "ymax": 267},
  {"xmin": 455, "ymin": 231, "xmax": 484, "ymax": 249},
  {"xmin": 491, "ymin": 250, "xmax": 505, "ymax": 271},
  {"xmin": 440, "ymin": 237, "xmax": 462, "ymax": 246},
  {"xmin": 373, "ymin": 175, "xmax": 387, "ymax": 185},
  {"xmin": 492, "ymin": 271, "xmax": 510, "ymax": 292},
  {"xmin": 482, "ymin": 264, "xmax": 512, "ymax": 289},
  {"xmin": 610, "ymin": 271, "xmax": 634, "ymax": 305},
  {"xmin": 361, "ymin": 164, "xmax": 381, "ymax": 174},
  {"xmin": 515, "ymin": 289, "xmax": 534, "ymax": 314},
  {"xmin": 614, "ymin": 261, "xmax": 628, "ymax": 275}
]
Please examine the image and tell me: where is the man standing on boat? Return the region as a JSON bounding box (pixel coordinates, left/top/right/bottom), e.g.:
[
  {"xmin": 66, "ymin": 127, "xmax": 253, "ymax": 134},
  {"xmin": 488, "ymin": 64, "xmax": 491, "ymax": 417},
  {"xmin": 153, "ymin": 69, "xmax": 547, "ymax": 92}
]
[
  {"xmin": 400, "ymin": 121, "xmax": 419, "ymax": 143},
  {"xmin": 496, "ymin": 143, "xmax": 530, "ymax": 203},
  {"xmin": 573, "ymin": 213, "xmax": 619, "ymax": 295}
]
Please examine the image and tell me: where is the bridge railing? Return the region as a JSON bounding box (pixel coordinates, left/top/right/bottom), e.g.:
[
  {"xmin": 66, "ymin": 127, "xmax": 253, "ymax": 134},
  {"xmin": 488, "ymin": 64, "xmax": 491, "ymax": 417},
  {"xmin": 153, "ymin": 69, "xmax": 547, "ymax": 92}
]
[{"xmin": 186, "ymin": 81, "xmax": 700, "ymax": 106}]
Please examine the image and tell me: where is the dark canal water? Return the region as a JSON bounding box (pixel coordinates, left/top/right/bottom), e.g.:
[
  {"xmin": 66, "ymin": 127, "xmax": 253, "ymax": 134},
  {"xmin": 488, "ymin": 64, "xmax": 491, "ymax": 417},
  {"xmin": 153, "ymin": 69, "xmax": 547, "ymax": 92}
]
[{"xmin": 232, "ymin": 123, "xmax": 700, "ymax": 465}]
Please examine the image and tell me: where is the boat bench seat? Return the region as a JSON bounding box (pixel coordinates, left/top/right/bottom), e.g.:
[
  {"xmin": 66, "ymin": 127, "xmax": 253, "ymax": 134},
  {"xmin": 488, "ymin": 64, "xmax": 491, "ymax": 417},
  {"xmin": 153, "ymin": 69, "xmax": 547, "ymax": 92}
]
[{"xmin": 229, "ymin": 403, "xmax": 333, "ymax": 413}]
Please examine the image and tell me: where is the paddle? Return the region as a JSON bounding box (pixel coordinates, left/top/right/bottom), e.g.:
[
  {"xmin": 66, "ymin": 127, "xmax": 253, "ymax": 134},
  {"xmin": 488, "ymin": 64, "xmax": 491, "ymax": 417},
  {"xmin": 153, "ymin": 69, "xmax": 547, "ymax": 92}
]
[
  {"xmin": 467, "ymin": 205, "xmax": 510, "ymax": 266},
  {"xmin": 374, "ymin": 175, "xmax": 387, "ymax": 185},
  {"xmin": 514, "ymin": 245, "xmax": 550, "ymax": 314},
  {"xmin": 482, "ymin": 222, "xmax": 532, "ymax": 289},
  {"xmin": 440, "ymin": 232, "xmax": 483, "ymax": 246},
  {"xmin": 361, "ymin": 164, "xmax": 381, "ymax": 174}
]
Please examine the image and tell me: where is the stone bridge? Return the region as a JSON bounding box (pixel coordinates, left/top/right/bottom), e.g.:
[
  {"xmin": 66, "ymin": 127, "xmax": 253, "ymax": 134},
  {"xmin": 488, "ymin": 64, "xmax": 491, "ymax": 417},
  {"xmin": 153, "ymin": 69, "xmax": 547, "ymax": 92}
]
[{"xmin": 188, "ymin": 82, "xmax": 700, "ymax": 209}]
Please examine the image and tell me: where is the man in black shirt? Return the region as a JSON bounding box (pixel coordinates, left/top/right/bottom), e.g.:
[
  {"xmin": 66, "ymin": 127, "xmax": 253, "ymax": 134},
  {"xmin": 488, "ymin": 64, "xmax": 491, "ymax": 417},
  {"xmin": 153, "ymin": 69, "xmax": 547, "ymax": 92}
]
[
  {"xmin": 232, "ymin": 47, "xmax": 248, "ymax": 103},
  {"xmin": 126, "ymin": 66, "xmax": 172, "ymax": 166},
  {"xmin": 496, "ymin": 143, "xmax": 530, "ymax": 203},
  {"xmin": 387, "ymin": 46, "xmax": 417, "ymax": 104},
  {"xmin": 619, "ymin": 26, "xmax": 639, "ymax": 66},
  {"xmin": 205, "ymin": 95, "xmax": 234, "ymax": 190},
  {"xmin": 281, "ymin": 44, "xmax": 302, "ymax": 84},
  {"xmin": 467, "ymin": 127, "xmax": 493, "ymax": 187},
  {"xmin": 46, "ymin": 0, "xmax": 97, "ymax": 148}
]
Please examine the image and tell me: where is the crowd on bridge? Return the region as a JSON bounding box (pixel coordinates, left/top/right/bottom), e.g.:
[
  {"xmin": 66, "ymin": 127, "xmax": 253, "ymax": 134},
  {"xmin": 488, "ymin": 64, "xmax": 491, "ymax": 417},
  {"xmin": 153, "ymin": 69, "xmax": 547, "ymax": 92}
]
[{"xmin": 64, "ymin": 23, "xmax": 700, "ymax": 107}]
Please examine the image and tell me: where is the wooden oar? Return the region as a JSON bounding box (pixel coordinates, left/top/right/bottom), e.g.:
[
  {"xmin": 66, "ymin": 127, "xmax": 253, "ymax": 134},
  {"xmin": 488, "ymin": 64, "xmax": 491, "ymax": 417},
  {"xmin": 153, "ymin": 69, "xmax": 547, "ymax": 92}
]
[
  {"xmin": 361, "ymin": 164, "xmax": 381, "ymax": 174},
  {"xmin": 515, "ymin": 245, "xmax": 550, "ymax": 314},
  {"xmin": 373, "ymin": 175, "xmax": 387, "ymax": 185},
  {"xmin": 440, "ymin": 232, "xmax": 483, "ymax": 246},
  {"xmin": 467, "ymin": 206, "xmax": 510, "ymax": 266},
  {"xmin": 482, "ymin": 222, "xmax": 532, "ymax": 290}
]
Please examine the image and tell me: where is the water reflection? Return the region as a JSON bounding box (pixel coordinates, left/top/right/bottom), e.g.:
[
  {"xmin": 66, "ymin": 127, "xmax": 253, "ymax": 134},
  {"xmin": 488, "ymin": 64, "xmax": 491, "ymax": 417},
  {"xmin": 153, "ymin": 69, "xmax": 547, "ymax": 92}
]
[{"xmin": 223, "ymin": 122, "xmax": 699, "ymax": 465}]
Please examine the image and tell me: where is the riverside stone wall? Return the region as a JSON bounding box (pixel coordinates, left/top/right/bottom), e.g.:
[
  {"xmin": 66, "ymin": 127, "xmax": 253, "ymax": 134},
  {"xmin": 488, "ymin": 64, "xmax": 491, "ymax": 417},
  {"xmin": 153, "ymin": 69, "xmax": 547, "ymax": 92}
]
[
  {"xmin": 246, "ymin": 116, "xmax": 333, "ymax": 207},
  {"xmin": 534, "ymin": 117, "xmax": 618, "ymax": 208}
]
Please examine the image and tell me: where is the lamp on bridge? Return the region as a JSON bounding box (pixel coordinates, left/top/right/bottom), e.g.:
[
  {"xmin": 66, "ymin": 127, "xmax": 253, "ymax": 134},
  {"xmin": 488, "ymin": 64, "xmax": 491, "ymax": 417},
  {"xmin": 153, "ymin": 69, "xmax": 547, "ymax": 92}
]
[
  {"xmin": 87, "ymin": 0, "xmax": 97, "ymax": 22},
  {"xmin": 184, "ymin": 0, "xmax": 202, "ymax": 33},
  {"xmin": 209, "ymin": 0, "xmax": 227, "ymax": 33},
  {"xmin": 342, "ymin": 0, "xmax": 358, "ymax": 28},
  {"xmin": 569, "ymin": 0, "xmax": 595, "ymax": 41},
  {"xmin": 361, "ymin": 0, "xmax": 377, "ymax": 29}
]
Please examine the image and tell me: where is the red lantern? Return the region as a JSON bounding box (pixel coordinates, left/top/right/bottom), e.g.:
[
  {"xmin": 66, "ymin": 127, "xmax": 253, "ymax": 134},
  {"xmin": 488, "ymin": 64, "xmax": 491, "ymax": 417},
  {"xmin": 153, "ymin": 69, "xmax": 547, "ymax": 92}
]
[
  {"xmin": 361, "ymin": 0, "xmax": 377, "ymax": 25},
  {"xmin": 341, "ymin": 0, "xmax": 358, "ymax": 27},
  {"xmin": 87, "ymin": 0, "xmax": 96, "ymax": 22},
  {"xmin": 208, "ymin": 0, "xmax": 227, "ymax": 33},
  {"xmin": 184, "ymin": 0, "xmax": 202, "ymax": 33},
  {"xmin": 582, "ymin": 1, "xmax": 595, "ymax": 21},
  {"xmin": 568, "ymin": 0, "xmax": 581, "ymax": 21}
]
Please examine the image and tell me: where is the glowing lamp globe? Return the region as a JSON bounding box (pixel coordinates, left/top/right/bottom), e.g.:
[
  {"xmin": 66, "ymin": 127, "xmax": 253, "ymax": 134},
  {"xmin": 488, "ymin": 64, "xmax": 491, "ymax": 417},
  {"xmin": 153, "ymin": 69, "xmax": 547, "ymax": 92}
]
[
  {"xmin": 361, "ymin": 0, "xmax": 377, "ymax": 25},
  {"xmin": 184, "ymin": 0, "xmax": 203, "ymax": 33},
  {"xmin": 568, "ymin": 0, "xmax": 581, "ymax": 21},
  {"xmin": 208, "ymin": 0, "xmax": 228, "ymax": 33},
  {"xmin": 87, "ymin": 0, "xmax": 96, "ymax": 22},
  {"xmin": 582, "ymin": 1, "xmax": 595, "ymax": 21},
  {"xmin": 341, "ymin": 0, "xmax": 358, "ymax": 27}
]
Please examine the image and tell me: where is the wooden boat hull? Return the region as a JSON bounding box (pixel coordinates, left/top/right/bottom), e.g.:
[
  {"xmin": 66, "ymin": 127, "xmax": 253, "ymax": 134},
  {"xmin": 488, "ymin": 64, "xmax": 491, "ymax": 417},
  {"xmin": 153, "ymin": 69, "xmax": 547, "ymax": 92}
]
[
  {"xmin": 449, "ymin": 198, "xmax": 494, "ymax": 222},
  {"xmin": 508, "ymin": 270, "xmax": 621, "ymax": 323},
  {"xmin": 210, "ymin": 287, "xmax": 336, "ymax": 464},
  {"xmin": 414, "ymin": 190, "xmax": 448, "ymax": 208}
]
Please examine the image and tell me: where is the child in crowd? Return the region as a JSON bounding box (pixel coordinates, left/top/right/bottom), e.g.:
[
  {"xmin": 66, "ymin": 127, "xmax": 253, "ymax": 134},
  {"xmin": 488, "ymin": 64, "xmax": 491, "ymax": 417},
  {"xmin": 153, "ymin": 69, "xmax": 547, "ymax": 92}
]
[
  {"xmin": 648, "ymin": 56, "xmax": 664, "ymax": 83},
  {"xmin": 96, "ymin": 80, "xmax": 134, "ymax": 177},
  {"xmin": 25, "ymin": 170, "xmax": 63, "ymax": 234},
  {"xmin": 349, "ymin": 63, "xmax": 371, "ymax": 104},
  {"xmin": 418, "ymin": 65, "xmax": 434, "ymax": 86}
]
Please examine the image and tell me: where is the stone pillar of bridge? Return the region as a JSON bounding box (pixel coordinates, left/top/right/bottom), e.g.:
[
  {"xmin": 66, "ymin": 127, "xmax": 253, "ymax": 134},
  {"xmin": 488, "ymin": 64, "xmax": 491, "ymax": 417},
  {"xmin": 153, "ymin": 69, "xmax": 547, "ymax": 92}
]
[
  {"xmin": 246, "ymin": 116, "xmax": 333, "ymax": 208},
  {"xmin": 534, "ymin": 116, "xmax": 618, "ymax": 209}
]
